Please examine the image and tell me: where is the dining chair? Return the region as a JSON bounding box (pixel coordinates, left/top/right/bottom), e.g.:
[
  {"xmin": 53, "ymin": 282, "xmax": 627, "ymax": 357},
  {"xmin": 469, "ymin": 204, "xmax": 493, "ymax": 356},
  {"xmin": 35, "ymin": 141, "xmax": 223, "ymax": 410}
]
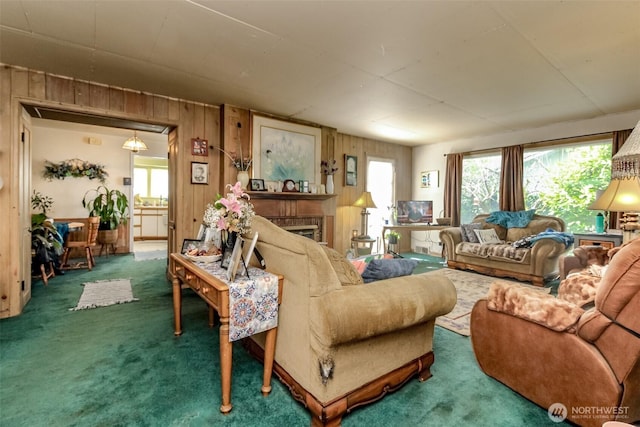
[{"xmin": 61, "ymin": 217, "xmax": 100, "ymax": 270}]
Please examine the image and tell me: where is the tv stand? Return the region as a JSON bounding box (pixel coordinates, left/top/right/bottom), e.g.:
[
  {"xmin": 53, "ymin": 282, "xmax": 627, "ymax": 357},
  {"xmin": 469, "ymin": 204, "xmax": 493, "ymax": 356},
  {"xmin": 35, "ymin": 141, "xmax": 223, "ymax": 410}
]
[{"xmin": 381, "ymin": 224, "xmax": 447, "ymax": 254}]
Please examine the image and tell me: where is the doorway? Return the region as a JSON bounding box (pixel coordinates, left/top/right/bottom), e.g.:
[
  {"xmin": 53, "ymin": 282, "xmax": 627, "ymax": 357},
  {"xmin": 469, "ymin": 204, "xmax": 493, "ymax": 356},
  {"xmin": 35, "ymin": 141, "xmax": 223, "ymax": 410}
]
[
  {"xmin": 28, "ymin": 116, "xmax": 170, "ymax": 263},
  {"xmin": 366, "ymin": 157, "xmax": 396, "ymax": 251}
]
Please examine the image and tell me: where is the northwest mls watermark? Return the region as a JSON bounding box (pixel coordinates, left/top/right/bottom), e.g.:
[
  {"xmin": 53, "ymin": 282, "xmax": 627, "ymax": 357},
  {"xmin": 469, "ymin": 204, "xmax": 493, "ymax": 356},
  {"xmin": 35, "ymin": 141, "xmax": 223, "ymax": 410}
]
[{"xmin": 548, "ymin": 402, "xmax": 630, "ymax": 423}]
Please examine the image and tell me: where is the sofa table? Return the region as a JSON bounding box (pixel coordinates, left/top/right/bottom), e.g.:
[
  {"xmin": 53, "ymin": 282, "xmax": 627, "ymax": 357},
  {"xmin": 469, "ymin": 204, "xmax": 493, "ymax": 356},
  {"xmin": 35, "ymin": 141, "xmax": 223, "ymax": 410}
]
[
  {"xmin": 573, "ymin": 232, "xmax": 623, "ymax": 249},
  {"xmin": 170, "ymin": 253, "xmax": 283, "ymax": 414},
  {"xmin": 381, "ymin": 224, "xmax": 447, "ymax": 253}
]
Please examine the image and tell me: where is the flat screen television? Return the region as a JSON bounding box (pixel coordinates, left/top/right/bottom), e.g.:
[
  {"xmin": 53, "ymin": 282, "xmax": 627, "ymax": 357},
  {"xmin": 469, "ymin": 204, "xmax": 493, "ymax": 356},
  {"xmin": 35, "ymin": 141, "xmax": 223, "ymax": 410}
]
[{"xmin": 396, "ymin": 200, "xmax": 433, "ymax": 224}]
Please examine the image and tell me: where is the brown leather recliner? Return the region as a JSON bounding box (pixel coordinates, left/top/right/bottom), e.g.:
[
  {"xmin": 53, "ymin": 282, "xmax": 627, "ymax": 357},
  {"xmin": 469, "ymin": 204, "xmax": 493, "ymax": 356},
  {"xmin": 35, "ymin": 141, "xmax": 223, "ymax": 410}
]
[{"xmin": 470, "ymin": 238, "xmax": 640, "ymax": 427}]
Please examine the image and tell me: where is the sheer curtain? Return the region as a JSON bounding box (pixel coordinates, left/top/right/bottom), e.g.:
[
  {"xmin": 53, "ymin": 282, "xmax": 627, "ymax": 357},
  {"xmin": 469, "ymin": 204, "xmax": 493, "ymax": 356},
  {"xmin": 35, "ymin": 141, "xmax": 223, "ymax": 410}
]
[
  {"xmin": 499, "ymin": 145, "xmax": 524, "ymax": 211},
  {"xmin": 444, "ymin": 153, "xmax": 463, "ymax": 226}
]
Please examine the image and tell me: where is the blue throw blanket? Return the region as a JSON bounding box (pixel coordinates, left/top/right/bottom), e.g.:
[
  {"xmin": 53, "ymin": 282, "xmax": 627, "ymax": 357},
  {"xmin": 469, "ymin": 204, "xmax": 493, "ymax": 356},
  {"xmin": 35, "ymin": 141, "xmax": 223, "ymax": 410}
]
[
  {"xmin": 486, "ymin": 209, "xmax": 536, "ymax": 228},
  {"xmin": 529, "ymin": 228, "xmax": 574, "ymax": 248}
]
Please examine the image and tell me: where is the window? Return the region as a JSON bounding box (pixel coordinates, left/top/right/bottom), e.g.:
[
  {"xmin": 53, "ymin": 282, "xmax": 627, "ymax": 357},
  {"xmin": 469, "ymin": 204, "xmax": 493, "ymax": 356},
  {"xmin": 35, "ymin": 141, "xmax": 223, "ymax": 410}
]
[
  {"xmin": 523, "ymin": 138, "xmax": 611, "ymax": 233},
  {"xmin": 460, "ymin": 153, "xmax": 501, "ymax": 224},
  {"xmin": 133, "ymin": 161, "xmax": 169, "ymax": 200}
]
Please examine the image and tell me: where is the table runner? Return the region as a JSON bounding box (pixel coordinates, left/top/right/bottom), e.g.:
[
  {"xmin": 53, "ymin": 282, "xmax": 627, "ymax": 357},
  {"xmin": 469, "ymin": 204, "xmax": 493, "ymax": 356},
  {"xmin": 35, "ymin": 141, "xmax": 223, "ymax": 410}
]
[{"xmin": 198, "ymin": 262, "xmax": 279, "ymax": 342}]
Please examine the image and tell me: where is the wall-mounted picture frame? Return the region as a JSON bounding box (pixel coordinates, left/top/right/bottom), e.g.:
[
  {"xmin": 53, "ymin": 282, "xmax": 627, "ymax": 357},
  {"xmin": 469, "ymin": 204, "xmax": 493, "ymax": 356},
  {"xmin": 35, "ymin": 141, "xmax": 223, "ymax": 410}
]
[
  {"xmin": 345, "ymin": 154, "xmax": 357, "ymax": 186},
  {"xmin": 191, "ymin": 162, "xmax": 208, "ymax": 184},
  {"xmin": 421, "ymin": 170, "xmax": 439, "ymax": 189},
  {"xmin": 191, "ymin": 138, "xmax": 208, "ymax": 156},
  {"xmin": 249, "ymin": 178, "xmax": 266, "ymax": 191},
  {"xmin": 252, "ymin": 116, "xmax": 322, "ymax": 186}
]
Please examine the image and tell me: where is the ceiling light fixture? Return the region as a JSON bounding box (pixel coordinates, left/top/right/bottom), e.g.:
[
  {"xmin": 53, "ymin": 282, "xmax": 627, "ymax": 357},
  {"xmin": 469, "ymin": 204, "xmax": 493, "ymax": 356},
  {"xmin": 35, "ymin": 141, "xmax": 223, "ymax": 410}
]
[{"xmin": 122, "ymin": 131, "xmax": 148, "ymax": 153}]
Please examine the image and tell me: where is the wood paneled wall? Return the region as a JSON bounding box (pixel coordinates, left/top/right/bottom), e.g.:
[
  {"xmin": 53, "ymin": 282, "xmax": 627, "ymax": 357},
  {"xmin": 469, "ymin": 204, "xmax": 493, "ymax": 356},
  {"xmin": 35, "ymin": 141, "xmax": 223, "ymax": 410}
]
[
  {"xmin": 0, "ymin": 65, "xmax": 222, "ymax": 318},
  {"xmin": 0, "ymin": 64, "xmax": 413, "ymax": 318},
  {"xmin": 333, "ymin": 134, "xmax": 413, "ymax": 254}
]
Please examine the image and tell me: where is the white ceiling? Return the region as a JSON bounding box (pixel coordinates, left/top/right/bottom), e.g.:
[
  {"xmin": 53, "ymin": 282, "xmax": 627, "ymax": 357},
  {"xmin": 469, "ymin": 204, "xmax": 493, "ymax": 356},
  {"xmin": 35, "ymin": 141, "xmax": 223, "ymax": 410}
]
[{"xmin": 1, "ymin": 0, "xmax": 639, "ymax": 146}]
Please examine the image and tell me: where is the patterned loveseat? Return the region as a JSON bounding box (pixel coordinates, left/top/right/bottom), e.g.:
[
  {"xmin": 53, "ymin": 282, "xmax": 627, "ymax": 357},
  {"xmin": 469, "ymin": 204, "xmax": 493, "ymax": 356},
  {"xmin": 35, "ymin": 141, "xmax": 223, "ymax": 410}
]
[{"xmin": 440, "ymin": 213, "xmax": 570, "ymax": 286}]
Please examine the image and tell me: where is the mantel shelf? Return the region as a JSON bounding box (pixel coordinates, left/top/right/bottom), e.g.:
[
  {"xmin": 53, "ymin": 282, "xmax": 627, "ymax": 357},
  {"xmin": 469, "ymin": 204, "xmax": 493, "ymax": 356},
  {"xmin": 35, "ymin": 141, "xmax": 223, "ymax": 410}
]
[{"xmin": 245, "ymin": 191, "xmax": 337, "ymax": 201}]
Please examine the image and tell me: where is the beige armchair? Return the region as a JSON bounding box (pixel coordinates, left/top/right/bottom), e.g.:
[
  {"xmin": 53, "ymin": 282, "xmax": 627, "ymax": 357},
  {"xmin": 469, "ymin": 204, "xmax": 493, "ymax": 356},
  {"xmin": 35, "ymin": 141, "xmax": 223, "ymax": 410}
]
[
  {"xmin": 470, "ymin": 238, "xmax": 640, "ymax": 427},
  {"xmin": 245, "ymin": 216, "xmax": 457, "ymax": 426}
]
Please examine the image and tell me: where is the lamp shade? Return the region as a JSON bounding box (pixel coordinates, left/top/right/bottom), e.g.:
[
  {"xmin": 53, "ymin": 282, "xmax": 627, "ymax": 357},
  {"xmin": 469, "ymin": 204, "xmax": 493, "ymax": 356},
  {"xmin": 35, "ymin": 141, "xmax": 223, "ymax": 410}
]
[
  {"xmin": 612, "ymin": 120, "xmax": 640, "ymax": 179},
  {"xmin": 354, "ymin": 191, "xmax": 377, "ymax": 209},
  {"xmin": 122, "ymin": 132, "xmax": 148, "ymax": 152},
  {"xmin": 589, "ymin": 177, "xmax": 640, "ymax": 212}
]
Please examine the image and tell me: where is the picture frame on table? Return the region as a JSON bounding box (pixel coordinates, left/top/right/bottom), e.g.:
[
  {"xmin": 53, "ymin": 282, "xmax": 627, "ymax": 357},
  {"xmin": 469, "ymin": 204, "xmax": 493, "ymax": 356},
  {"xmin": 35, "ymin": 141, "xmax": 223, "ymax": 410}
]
[
  {"xmin": 191, "ymin": 162, "xmax": 209, "ymax": 184},
  {"xmin": 191, "ymin": 138, "xmax": 208, "ymax": 156},
  {"xmin": 181, "ymin": 239, "xmax": 202, "ymax": 255},
  {"xmin": 252, "ymin": 115, "xmax": 322, "ymax": 186},
  {"xmin": 249, "ymin": 178, "xmax": 266, "ymax": 191},
  {"xmin": 226, "ymin": 237, "xmax": 245, "ymax": 282},
  {"xmin": 238, "ymin": 232, "xmax": 259, "ymax": 276},
  {"xmin": 345, "ymin": 154, "xmax": 357, "ymax": 186}
]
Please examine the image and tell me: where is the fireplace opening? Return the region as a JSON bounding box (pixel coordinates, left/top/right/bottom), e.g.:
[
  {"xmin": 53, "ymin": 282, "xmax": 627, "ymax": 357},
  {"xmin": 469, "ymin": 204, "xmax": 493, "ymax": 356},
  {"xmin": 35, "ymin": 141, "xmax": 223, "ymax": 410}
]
[{"xmin": 282, "ymin": 225, "xmax": 320, "ymax": 242}]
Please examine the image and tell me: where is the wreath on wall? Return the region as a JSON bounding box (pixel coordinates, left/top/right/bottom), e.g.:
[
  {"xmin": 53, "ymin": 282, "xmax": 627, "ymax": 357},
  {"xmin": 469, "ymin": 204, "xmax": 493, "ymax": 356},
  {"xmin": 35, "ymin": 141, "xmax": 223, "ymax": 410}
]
[{"xmin": 43, "ymin": 159, "xmax": 108, "ymax": 183}]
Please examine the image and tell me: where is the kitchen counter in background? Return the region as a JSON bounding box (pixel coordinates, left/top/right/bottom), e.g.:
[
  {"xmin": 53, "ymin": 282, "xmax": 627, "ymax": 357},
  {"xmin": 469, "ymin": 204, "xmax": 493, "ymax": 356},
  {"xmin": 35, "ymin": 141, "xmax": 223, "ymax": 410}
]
[{"xmin": 133, "ymin": 206, "xmax": 168, "ymax": 240}]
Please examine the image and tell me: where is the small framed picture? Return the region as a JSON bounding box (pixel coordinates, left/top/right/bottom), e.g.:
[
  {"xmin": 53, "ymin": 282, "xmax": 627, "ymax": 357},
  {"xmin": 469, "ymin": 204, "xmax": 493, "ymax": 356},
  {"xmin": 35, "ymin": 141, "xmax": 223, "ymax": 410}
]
[
  {"xmin": 345, "ymin": 155, "xmax": 357, "ymax": 186},
  {"xmin": 239, "ymin": 232, "xmax": 259, "ymax": 276},
  {"xmin": 191, "ymin": 162, "xmax": 208, "ymax": 184},
  {"xmin": 249, "ymin": 178, "xmax": 266, "ymax": 191},
  {"xmin": 181, "ymin": 239, "xmax": 202, "ymax": 255},
  {"xmin": 226, "ymin": 237, "xmax": 245, "ymax": 282},
  {"xmin": 191, "ymin": 138, "xmax": 208, "ymax": 156},
  {"xmin": 421, "ymin": 170, "xmax": 439, "ymax": 189}
]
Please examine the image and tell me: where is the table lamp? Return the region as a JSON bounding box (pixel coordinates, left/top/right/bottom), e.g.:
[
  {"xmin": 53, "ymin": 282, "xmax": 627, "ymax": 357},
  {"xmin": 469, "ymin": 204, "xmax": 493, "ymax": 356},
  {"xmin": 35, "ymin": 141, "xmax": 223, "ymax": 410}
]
[
  {"xmin": 354, "ymin": 191, "xmax": 377, "ymax": 239},
  {"xmin": 590, "ymin": 120, "xmax": 640, "ymax": 241}
]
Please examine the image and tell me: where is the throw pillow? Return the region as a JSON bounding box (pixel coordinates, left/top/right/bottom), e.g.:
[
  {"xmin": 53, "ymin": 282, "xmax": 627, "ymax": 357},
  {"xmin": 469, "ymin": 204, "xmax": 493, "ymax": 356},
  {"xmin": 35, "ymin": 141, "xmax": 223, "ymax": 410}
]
[
  {"xmin": 461, "ymin": 223, "xmax": 482, "ymax": 243},
  {"xmin": 486, "ymin": 209, "xmax": 536, "ymax": 228},
  {"xmin": 474, "ymin": 228, "xmax": 502, "ymax": 244},
  {"xmin": 361, "ymin": 258, "xmax": 419, "ymax": 283},
  {"xmin": 321, "ymin": 246, "xmax": 364, "ymax": 286}
]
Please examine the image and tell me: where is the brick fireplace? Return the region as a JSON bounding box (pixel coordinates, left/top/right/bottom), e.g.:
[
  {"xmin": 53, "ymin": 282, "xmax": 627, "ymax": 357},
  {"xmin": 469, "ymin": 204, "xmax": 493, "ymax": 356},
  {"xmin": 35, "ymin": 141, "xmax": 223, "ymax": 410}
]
[{"xmin": 247, "ymin": 192, "xmax": 336, "ymax": 247}]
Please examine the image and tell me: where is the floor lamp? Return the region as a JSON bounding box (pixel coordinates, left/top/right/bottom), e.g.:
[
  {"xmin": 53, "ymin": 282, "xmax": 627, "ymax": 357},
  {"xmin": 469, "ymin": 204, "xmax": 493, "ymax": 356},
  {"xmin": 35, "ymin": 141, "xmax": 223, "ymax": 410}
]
[
  {"xmin": 590, "ymin": 120, "xmax": 640, "ymax": 243},
  {"xmin": 354, "ymin": 191, "xmax": 377, "ymax": 239}
]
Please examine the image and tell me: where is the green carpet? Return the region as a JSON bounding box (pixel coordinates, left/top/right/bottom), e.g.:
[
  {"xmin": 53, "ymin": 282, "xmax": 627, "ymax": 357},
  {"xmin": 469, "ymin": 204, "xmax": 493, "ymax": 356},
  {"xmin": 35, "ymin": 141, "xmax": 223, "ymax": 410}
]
[{"xmin": 0, "ymin": 253, "xmax": 568, "ymax": 426}]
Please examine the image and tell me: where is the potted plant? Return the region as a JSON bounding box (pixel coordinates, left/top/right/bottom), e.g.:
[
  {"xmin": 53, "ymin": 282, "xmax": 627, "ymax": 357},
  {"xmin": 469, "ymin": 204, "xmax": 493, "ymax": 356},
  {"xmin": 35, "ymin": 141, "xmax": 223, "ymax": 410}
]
[
  {"xmin": 385, "ymin": 230, "xmax": 401, "ymax": 245},
  {"xmin": 82, "ymin": 185, "xmax": 129, "ymax": 245},
  {"xmin": 30, "ymin": 191, "xmax": 63, "ymax": 273}
]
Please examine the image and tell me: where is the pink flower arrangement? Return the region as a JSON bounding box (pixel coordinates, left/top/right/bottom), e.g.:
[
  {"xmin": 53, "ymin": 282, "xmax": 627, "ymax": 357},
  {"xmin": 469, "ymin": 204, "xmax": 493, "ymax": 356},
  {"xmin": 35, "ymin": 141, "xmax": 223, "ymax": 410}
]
[{"xmin": 203, "ymin": 182, "xmax": 255, "ymax": 234}]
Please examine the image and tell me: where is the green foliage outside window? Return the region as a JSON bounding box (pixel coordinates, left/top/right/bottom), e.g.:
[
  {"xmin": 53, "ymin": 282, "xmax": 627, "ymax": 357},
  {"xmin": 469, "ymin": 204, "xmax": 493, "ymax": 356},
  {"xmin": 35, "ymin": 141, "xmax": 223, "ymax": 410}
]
[
  {"xmin": 461, "ymin": 141, "xmax": 611, "ymax": 232},
  {"xmin": 524, "ymin": 143, "xmax": 611, "ymax": 232}
]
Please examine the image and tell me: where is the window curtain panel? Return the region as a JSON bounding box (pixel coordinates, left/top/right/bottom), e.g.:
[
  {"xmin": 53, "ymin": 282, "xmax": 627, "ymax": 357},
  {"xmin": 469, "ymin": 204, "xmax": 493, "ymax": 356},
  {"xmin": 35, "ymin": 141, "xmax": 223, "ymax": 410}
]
[
  {"xmin": 444, "ymin": 153, "xmax": 463, "ymax": 226},
  {"xmin": 499, "ymin": 145, "xmax": 525, "ymax": 211},
  {"xmin": 609, "ymin": 128, "xmax": 633, "ymax": 229}
]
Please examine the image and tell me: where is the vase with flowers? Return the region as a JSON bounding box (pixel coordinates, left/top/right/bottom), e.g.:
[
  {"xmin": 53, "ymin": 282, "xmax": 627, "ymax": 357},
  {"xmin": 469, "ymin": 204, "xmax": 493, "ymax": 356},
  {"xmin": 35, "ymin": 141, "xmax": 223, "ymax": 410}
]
[
  {"xmin": 321, "ymin": 159, "xmax": 338, "ymax": 194},
  {"xmin": 203, "ymin": 181, "xmax": 255, "ymax": 267},
  {"xmin": 212, "ymin": 145, "xmax": 252, "ymax": 189}
]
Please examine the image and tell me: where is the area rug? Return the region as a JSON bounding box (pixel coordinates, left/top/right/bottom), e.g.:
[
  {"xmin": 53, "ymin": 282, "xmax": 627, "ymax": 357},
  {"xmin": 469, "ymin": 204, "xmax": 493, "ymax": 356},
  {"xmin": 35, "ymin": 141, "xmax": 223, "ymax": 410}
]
[
  {"xmin": 70, "ymin": 279, "xmax": 138, "ymax": 311},
  {"xmin": 422, "ymin": 269, "xmax": 550, "ymax": 336}
]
